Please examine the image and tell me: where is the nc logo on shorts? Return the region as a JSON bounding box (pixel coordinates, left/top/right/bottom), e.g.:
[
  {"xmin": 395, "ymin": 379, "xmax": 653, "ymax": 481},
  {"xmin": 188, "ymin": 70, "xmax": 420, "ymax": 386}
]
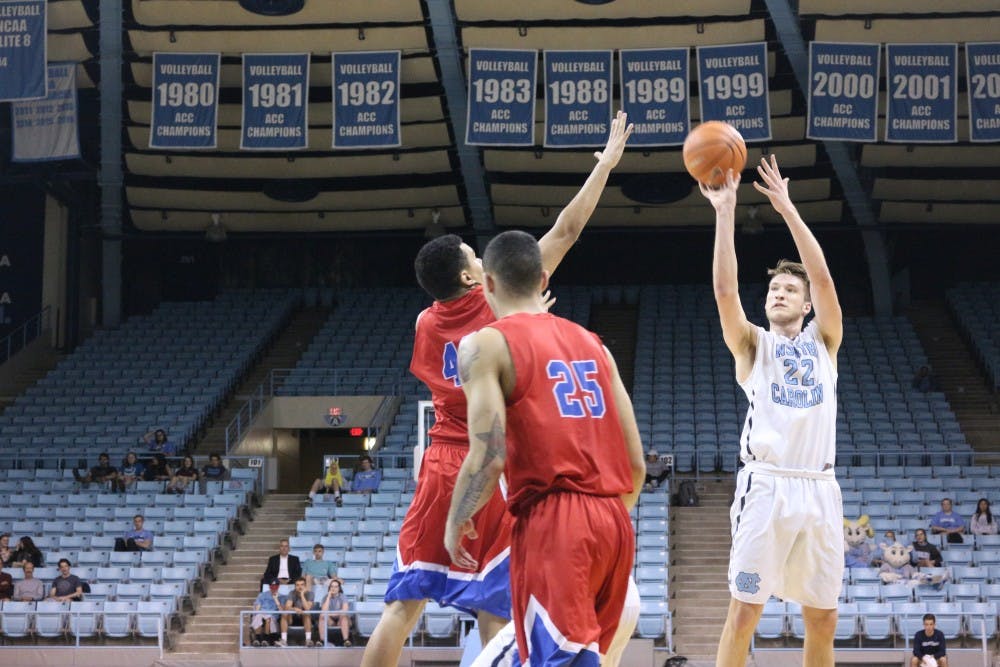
[{"xmin": 735, "ymin": 571, "xmax": 761, "ymax": 594}]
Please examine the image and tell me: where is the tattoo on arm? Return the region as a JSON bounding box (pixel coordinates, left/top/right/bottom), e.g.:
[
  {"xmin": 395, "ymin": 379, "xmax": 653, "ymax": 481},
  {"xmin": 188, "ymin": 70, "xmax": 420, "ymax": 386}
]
[
  {"xmin": 458, "ymin": 339, "xmax": 480, "ymax": 385},
  {"xmin": 453, "ymin": 414, "xmax": 506, "ymax": 526}
]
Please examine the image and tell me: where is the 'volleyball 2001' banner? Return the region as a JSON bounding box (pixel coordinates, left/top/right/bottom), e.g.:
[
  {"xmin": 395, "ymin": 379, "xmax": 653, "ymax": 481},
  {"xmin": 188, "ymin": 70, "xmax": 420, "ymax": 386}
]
[{"xmin": 885, "ymin": 43, "xmax": 957, "ymax": 143}]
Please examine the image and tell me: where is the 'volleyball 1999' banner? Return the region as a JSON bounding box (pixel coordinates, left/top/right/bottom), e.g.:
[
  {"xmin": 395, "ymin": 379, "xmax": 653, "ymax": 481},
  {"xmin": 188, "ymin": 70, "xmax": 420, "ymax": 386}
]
[
  {"xmin": 241, "ymin": 53, "xmax": 309, "ymax": 150},
  {"xmin": 807, "ymin": 42, "xmax": 879, "ymax": 142},
  {"xmin": 965, "ymin": 42, "xmax": 1000, "ymax": 143},
  {"xmin": 696, "ymin": 42, "xmax": 771, "ymax": 142},
  {"xmin": 332, "ymin": 50, "xmax": 400, "ymax": 149},
  {"xmin": 619, "ymin": 48, "xmax": 689, "ymax": 146},
  {"xmin": 0, "ymin": 0, "xmax": 46, "ymax": 101},
  {"xmin": 885, "ymin": 43, "xmax": 957, "ymax": 143},
  {"xmin": 150, "ymin": 52, "xmax": 220, "ymax": 149},
  {"xmin": 466, "ymin": 48, "xmax": 537, "ymax": 146},
  {"xmin": 544, "ymin": 50, "xmax": 613, "ymax": 147}
]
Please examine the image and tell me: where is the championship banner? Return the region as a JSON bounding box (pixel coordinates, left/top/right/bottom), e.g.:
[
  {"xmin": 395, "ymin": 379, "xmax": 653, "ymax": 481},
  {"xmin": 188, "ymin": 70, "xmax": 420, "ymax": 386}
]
[
  {"xmin": 11, "ymin": 62, "xmax": 79, "ymax": 162},
  {"xmin": 885, "ymin": 43, "xmax": 957, "ymax": 143},
  {"xmin": 150, "ymin": 52, "xmax": 220, "ymax": 149},
  {"xmin": 619, "ymin": 48, "xmax": 689, "ymax": 146},
  {"xmin": 0, "ymin": 0, "xmax": 46, "ymax": 101},
  {"xmin": 807, "ymin": 42, "xmax": 879, "ymax": 142},
  {"xmin": 544, "ymin": 50, "xmax": 613, "ymax": 147},
  {"xmin": 966, "ymin": 42, "xmax": 1000, "ymax": 143},
  {"xmin": 696, "ymin": 42, "xmax": 771, "ymax": 142},
  {"xmin": 332, "ymin": 50, "xmax": 400, "ymax": 149},
  {"xmin": 241, "ymin": 53, "xmax": 309, "ymax": 150},
  {"xmin": 466, "ymin": 48, "xmax": 537, "ymax": 146}
]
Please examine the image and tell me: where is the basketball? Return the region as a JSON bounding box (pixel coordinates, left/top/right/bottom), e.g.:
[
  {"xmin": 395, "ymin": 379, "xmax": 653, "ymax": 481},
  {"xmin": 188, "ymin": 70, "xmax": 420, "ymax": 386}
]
[{"xmin": 682, "ymin": 121, "xmax": 747, "ymax": 187}]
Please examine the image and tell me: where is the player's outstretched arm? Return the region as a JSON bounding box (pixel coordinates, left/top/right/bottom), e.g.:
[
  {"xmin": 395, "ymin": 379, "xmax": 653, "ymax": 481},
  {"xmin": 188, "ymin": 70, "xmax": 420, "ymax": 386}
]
[
  {"xmin": 538, "ymin": 110, "xmax": 634, "ymax": 277},
  {"xmin": 444, "ymin": 329, "xmax": 508, "ymax": 570},
  {"xmin": 701, "ymin": 170, "xmax": 756, "ymax": 381},
  {"xmin": 604, "ymin": 346, "xmax": 645, "ymax": 511},
  {"xmin": 753, "ymin": 154, "xmax": 842, "ymax": 354}
]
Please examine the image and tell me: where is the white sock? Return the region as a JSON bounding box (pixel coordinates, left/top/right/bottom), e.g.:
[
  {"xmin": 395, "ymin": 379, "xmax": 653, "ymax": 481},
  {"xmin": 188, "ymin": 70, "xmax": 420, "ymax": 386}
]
[
  {"xmin": 305, "ymin": 631, "xmax": 311, "ymax": 642},
  {"xmin": 308, "ymin": 491, "xmax": 315, "ymax": 499},
  {"xmin": 281, "ymin": 632, "xmax": 287, "ymax": 641}
]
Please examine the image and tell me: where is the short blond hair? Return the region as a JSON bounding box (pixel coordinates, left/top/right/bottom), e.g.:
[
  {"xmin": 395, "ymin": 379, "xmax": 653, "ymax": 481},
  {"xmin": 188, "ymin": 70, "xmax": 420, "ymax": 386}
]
[{"xmin": 767, "ymin": 259, "xmax": 810, "ymax": 300}]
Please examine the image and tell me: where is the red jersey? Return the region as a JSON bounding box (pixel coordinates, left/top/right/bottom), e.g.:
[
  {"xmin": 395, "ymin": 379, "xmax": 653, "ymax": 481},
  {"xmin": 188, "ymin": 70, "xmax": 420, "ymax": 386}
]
[
  {"xmin": 410, "ymin": 286, "xmax": 495, "ymax": 448},
  {"xmin": 487, "ymin": 312, "xmax": 634, "ymax": 516}
]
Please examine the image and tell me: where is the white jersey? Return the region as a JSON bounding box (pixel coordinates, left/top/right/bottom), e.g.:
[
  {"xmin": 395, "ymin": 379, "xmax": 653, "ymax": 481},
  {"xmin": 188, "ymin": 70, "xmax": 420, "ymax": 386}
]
[{"xmin": 737, "ymin": 320, "xmax": 837, "ymax": 472}]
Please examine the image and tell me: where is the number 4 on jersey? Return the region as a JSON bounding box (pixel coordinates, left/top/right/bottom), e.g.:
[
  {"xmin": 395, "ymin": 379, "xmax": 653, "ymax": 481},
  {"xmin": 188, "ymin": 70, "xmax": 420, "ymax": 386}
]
[
  {"xmin": 443, "ymin": 341, "xmax": 461, "ymax": 387},
  {"xmin": 547, "ymin": 359, "xmax": 606, "ymax": 418}
]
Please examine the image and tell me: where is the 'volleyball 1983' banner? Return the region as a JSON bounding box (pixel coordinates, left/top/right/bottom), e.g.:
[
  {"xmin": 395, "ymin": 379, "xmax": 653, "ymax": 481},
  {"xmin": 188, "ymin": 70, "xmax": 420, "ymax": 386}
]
[{"xmin": 466, "ymin": 48, "xmax": 537, "ymax": 146}]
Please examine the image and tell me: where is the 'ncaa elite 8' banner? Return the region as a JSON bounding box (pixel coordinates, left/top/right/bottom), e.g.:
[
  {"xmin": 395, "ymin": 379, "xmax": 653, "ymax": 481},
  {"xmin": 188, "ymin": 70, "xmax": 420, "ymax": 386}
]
[
  {"xmin": 807, "ymin": 42, "xmax": 879, "ymax": 142},
  {"xmin": 0, "ymin": 0, "xmax": 46, "ymax": 101},
  {"xmin": 466, "ymin": 48, "xmax": 537, "ymax": 146},
  {"xmin": 696, "ymin": 42, "xmax": 771, "ymax": 142},
  {"xmin": 885, "ymin": 43, "xmax": 957, "ymax": 143},
  {"xmin": 965, "ymin": 42, "xmax": 1000, "ymax": 143},
  {"xmin": 544, "ymin": 50, "xmax": 613, "ymax": 147},
  {"xmin": 241, "ymin": 53, "xmax": 309, "ymax": 150},
  {"xmin": 619, "ymin": 48, "xmax": 689, "ymax": 146},
  {"xmin": 150, "ymin": 52, "xmax": 220, "ymax": 149},
  {"xmin": 332, "ymin": 50, "xmax": 400, "ymax": 149}
]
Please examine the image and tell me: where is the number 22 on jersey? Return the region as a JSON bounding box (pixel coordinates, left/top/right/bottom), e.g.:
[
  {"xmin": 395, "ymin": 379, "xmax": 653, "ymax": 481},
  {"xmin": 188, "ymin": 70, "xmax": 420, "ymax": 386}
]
[{"xmin": 547, "ymin": 359, "xmax": 606, "ymax": 418}]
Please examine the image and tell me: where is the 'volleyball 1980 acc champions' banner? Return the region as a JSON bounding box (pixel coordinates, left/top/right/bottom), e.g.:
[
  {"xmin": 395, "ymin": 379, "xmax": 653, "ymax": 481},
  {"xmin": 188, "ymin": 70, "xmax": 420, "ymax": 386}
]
[
  {"xmin": 965, "ymin": 42, "xmax": 1000, "ymax": 143},
  {"xmin": 241, "ymin": 53, "xmax": 309, "ymax": 150},
  {"xmin": 807, "ymin": 42, "xmax": 879, "ymax": 142},
  {"xmin": 885, "ymin": 43, "xmax": 957, "ymax": 143},
  {"xmin": 0, "ymin": 0, "xmax": 46, "ymax": 102},
  {"xmin": 150, "ymin": 52, "xmax": 220, "ymax": 149},
  {"xmin": 466, "ymin": 48, "xmax": 537, "ymax": 146},
  {"xmin": 544, "ymin": 50, "xmax": 613, "ymax": 147},
  {"xmin": 696, "ymin": 42, "xmax": 771, "ymax": 142},
  {"xmin": 11, "ymin": 62, "xmax": 79, "ymax": 162},
  {"xmin": 332, "ymin": 50, "xmax": 400, "ymax": 149},
  {"xmin": 619, "ymin": 48, "xmax": 689, "ymax": 146}
]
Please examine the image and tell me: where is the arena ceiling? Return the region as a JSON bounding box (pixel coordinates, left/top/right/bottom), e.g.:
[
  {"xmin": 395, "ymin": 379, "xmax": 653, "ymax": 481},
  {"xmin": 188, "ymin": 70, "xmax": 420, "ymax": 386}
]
[{"xmin": 15, "ymin": 0, "xmax": 1000, "ymax": 236}]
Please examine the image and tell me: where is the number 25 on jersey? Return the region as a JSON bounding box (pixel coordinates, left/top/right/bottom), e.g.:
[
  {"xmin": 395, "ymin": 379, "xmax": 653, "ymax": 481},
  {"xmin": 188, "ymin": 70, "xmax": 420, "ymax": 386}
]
[{"xmin": 547, "ymin": 359, "xmax": 606, "ymax": 418}]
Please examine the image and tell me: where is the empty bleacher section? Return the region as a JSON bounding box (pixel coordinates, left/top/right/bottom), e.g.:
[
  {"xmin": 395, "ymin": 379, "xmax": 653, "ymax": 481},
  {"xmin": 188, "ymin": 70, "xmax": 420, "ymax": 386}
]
[{"xmin": 947, "ymin": 283, "xmax": 1000, "ymax": 391}]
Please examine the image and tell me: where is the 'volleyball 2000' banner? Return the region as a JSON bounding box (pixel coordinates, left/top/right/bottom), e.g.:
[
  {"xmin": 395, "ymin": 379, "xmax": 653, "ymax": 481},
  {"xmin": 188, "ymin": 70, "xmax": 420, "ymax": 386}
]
[{"xmin": 807, "ymin": 42, "xmax": 879, "ymax": 142}]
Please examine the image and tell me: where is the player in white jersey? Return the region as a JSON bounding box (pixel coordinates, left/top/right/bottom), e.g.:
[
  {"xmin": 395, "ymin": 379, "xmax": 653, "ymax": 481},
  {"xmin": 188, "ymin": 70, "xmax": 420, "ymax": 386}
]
[{"xmin": 701, "ymin": 155, "xmax": 844, "ymax": 667}]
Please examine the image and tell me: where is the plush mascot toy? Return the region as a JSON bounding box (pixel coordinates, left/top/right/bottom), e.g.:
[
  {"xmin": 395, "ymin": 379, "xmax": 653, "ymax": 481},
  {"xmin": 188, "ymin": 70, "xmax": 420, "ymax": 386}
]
[
  {"xmin": 920, "ymin": 657, "xmax": 938, "ymax": 667},
  {"xmin": 877, "ymin": 542, "xmax": 919, "ymax": 583},
  {"xmin": 843, "ymin": 515, "xmax": 876, "ymax": 568}
]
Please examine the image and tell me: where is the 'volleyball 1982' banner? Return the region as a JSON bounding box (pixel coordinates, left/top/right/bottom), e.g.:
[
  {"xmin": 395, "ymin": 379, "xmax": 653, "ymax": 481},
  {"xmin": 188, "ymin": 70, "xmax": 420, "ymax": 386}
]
[{"xmin": 332, "ymin": 50, "xmax": 400, "ymax": 149}]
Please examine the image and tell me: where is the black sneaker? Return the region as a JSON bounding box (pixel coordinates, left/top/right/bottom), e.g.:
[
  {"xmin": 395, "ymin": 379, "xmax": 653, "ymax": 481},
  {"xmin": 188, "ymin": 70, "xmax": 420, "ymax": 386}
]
[
  {"xmin": 72, "ymin": 468, "xmax": 82, "ymax": 481},
  {"xmin": 335, "ymin": 496, "xmax": 343, "ymax": 507}
]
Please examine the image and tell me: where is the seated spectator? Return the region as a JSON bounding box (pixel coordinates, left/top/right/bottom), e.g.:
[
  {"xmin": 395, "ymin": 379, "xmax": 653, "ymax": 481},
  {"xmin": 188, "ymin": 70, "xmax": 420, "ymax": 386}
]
[
  {"xmin": 970, "ymin": 498, "xmax": 998, "ymax": 536},
  {"xmin": 116, "ymin": 452, "xmax": 145, "ymax": 492},
  {"xmin": 115, "ymin": 515, "xmax": 154, "ymax": 552},
  {"xmin": 0, "ymin": 569, "xmax": 12, "ymax": 600},
  {"xmin": 49, "ymin": 558, "xmax": 84, "ymax": 602},
  {"xmin": 320, "ymin": 577, "xmax": 351, "ymax": 647},
  {"xmin": 165, "ymin": 455, "xmax": 198, "ymax": 494},
  {"xmin": 143, "ymin": 453, "xmax": 172, "ymax": 482},
  {"xmin": 350, "ymin": 455, "xmax": 381, "ymax": 494},
  {"xmin": 643, "ymin": 449, "xmax": 669, "ymax": 491},
  {"xmin": 910, "ymin": 529, "xmax": 943, "ymax": 568},
  {"xmin": 250, "ymin": 578, "xmax": 285, "ymax": 647},
  {"xmin": 73, "ymin": 452, "xmax": 119, "ymax": 489},
  {"xmin": 262, "ymin": 539, "xmax": 301, "ymax": 587},
  {"xmin": 307, "ymin": 459, "xmax": 344, "ymax": 506},
  {"xmin": 910, "ymin": 613, "xmax": 948, "ymax": 667},
  {"xmin": 930, "ymin": 498, "xmax": 966, "ymax": 543},
  {"xmin": 302, "ymin": 544, "xmax": 338, "ymax": 589},
  {"xmin": 143, "ymin": 428, "xmax": 177, "ymax": 457},
  {"xmin": 201, "ymin": 452, "xmax": 228, "ymax": 483},
  {"xmin": 279, "ymin": 577, "xmax": 317, "ymax": 647},
  {"xmin": 13, "ymin": 562, "xmax": 45, "ymax": 601},
  {"xmin": 911, "ymin": 366, "xmax": 938, "ymax": 393},
  {"xmin": 11, "ymin": 536, "xmax": 43, "ymax": 568},
  {"xmin": 0, "ymin": 533, "xmax": 14, "ymax": 568}
]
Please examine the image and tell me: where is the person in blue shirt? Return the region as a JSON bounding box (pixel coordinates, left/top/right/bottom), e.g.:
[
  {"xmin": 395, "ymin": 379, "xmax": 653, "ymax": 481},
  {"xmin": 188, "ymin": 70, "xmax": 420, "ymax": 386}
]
[
  {"xmin": 143, "ymin": 428, "xmax": 177, "ymax": 457},
  {"xmin": 911, "ymin": 614, "xmax": 947, "ymax": 667},
  {"xmin": 929, "ymin": 498, "xmax": 966, "ymax": 544},
  {"xmin": 114, "ymin": 515, "xmax": 154, "ymax": 552},
  {"xmin": 350, "ymin": 455, "xmax": 381, "ymax": 494},
  {"xmin": 116, "ymin": 452, "xmax": 146, "ymax": 492},
  {"xmin": 251, "ymin": 579, "xmax": 286, "ymax": 647}
]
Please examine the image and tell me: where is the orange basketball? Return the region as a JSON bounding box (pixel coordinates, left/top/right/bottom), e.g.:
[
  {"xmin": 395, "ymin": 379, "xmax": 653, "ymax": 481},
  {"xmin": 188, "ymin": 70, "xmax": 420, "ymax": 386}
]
[{"xmin": 682, "ymin": 121, "xmax": 747, "ymax": 187}]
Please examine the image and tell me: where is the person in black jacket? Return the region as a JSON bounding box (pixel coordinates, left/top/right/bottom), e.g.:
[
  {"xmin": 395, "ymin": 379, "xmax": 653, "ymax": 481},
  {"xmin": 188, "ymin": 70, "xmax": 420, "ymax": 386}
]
[{"xmin": 261, "ymin": 539, "xmax": 301, "ymax": 586}]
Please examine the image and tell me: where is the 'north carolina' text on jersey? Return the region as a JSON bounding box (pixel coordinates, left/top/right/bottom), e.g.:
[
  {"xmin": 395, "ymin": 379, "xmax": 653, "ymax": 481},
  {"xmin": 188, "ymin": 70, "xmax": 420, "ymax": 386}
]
[
  {"xmin": 487, "ymin": 312, "xmax": 633, "ymax": 516},
  {"xmin": 738, "ymin": 320, "xmax": 838, "ymax": 471}
]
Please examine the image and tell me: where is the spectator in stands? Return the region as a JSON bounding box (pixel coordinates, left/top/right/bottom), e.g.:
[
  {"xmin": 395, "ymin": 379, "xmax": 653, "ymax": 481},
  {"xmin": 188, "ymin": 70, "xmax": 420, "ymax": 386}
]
[
  {"xmin": 970, "ymin": 498, "xmax": 997, "ymax": 535},
  {"xmin": 911, "ymin": 366, "xmax": 938, "ymax": 393},
  {"xmin": 49, "ymin": 558, "xmax": 83, "ymax": 602},
  {"xmin": 72, "ymin": 452, "xmax": 119, "ymax": 489},
  {"xmin": 307, "ymin": 459, "xmax": 344, "ymax": 507},
  {"xmin": 116, "ymin": 451, "xmax": 145, "ymax": 492},
  {"xmin": 350, "ymin": 455, "xmax": 381, "ymax": 494},
  {"xmin": 0, "ymin": 569, "xmax": 12, "ymax": 600},
  {"xmin": 0, "ymin": 533, "xmax": 14, "ymax": 568},
  {"xmin": 250, "ymin": 578, "xmax": 285, "ymax": 647},
  {"xmin": 13, "ymin": 562, "xmax": 44, "ymax": 601},
  {"xmin": 115, "ymin": 515, "xmax": 154, "ymax": 552},
  {"xmin": 320, "ymin": 577, "xmax": 351, "ymax": 647},
  {"xmin": 643, "ymin": 449, "xmax": 669, "ymax": 491},
  {"xmin": 143, "ymin": 428, "xmax": 177, "ymax": 457},
  {"xmin": 910, "ymin": 529, "xmax": 943, "ymax": 568},
  {"xmin": 201, "ymin": 452, "xmax": 228, "ymax": 484},
  {"xmin": 143, "ymin": 453, "xmax": 172, "ymax": 483},
  {"xmin": 930, "ymin": 498, "xmax": 966, "ymax": 543},
  {"xmin": 279, "ymin": 576, "xmax": 317, "ymax": 647},
  {"xmin": 302, "ymin": 544, "xmax": 338, "ymax": 589},
  {"xmin": 911, "ymin": 613, "xmax": 948, "ymax": 667},
  {"xmin": 166, "ymin": 455, "xmax": 198, "ymax": 494},
  {"xmin": 11, "ymin": 536, "xmax": 43, "ymax": 568},
  {"xmin": 262, "ymin": 539, "xmax": 301, "ymax": 587}
]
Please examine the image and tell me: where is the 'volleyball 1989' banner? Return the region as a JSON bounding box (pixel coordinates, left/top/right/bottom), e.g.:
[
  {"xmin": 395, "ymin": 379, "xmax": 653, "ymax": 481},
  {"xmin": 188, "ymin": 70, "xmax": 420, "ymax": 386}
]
[
  {"xmin": 885, "ymin": 43, "xmax": 957, "ymax": 143},
  {"xmin": 241, "ymin": 53, "xmax": 309, "ymax": 150},
  {"xmin": 544, "ymin": 50, "xmax": 613, "ymax": 148},
  {"xmin": 807, "ymin": 42, "xmax": 879, "ymax": 142},
  {"xmin": 150, "ymin": 52, "xmax": 220, "ymax": 149},
  {"xmin": 696, "ymin": 42, "xmax": 771, "ymax": 142},
  {"xmin": 619, "ymin": 48, "xmax": 689, "ymax": 146},
  {"xmin": 466, "ymin": 48, "xmax": 537, "ymax": 146},
  {"xmin": 332, "ymin": 50, "xmax": 400, "ymax": 149},
  {"xmin": 0, "ymin": 0, "xmax": 46, "ymax": 101},
  {"xmin": 965, "ymin": 42, "xmax": 1000, "ymax": 143}
]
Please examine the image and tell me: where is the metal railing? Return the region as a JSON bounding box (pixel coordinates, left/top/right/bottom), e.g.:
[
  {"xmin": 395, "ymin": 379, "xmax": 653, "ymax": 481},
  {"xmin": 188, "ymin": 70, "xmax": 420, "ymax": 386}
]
[
  {"xmin": 0, "ymin": 306, "xmax": 51, "ymax": 366},
  {"xmin": 0, "ymin": 609, "xmax": 163, "ymax": 655}
]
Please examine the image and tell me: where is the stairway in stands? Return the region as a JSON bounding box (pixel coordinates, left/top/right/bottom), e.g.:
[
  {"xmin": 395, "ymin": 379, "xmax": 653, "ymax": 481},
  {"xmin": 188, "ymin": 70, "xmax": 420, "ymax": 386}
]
[
  {"xmin": 909, "ymin": 300, "xmax": 1000, "ymax": 453},
  {"xmin": 172, "ymin": 493, "xmax": 305, "ymax": 657},
  {"xmin": 588, "ymin": 303, "xmax": 637, "ymax": 389}
]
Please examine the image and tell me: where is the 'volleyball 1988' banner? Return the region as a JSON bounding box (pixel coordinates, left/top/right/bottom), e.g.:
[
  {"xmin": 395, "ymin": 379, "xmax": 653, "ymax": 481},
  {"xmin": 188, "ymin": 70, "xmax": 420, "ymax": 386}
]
[
  {"xmin": 544, "ymin": 50, "xmax": 613, "ymax": 148},
  {"xmin": 150, "ymin": 52, "xmax": 220, "ymax": 149},
  {"xmin": 807, "ymin": 42, "xmax": 879, "ymax": 142},
  {"xmin": 885, "ymin": 43, "xmax": 957, "ymax": 143},
  {"xmin": 696, "ymin": 42, "xmax": 771, "ymax": 142}
]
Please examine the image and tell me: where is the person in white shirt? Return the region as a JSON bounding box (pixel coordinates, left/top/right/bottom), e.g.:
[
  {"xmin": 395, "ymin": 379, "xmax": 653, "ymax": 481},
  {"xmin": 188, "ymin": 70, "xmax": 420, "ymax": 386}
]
[{"xmin": 261, "ymin": 539, "xmax": 302, "ymax": 586}]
